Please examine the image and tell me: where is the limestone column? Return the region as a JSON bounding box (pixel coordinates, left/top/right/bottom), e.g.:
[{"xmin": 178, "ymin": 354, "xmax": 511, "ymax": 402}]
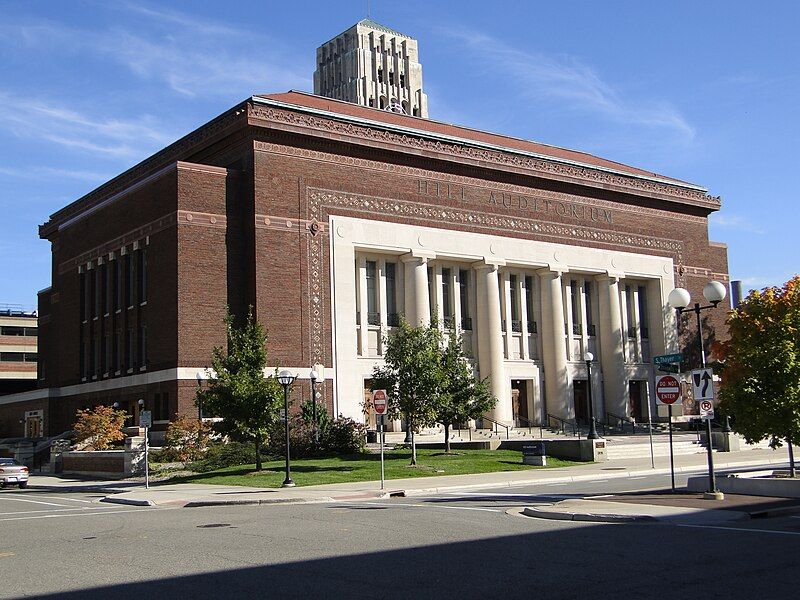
[
  {"xmin": 598, "ymin": 273, "xmax": 627, "ymax": 417},
  {"xmin": 540, "ymin": 268, "xmax": 570, "ymax": 420},
  {"xmin": 475, "ymin": 260, "xmax": 512, "ymax": 425},
  {"xmin": 401, "ymin": 252, "xmax": 434, "ymax": 328}
]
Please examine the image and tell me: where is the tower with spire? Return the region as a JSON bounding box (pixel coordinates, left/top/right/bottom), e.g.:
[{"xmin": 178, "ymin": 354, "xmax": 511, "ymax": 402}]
[{"xmin": 314, "ymin": 19, "xmax": 428, "ymax": 118}]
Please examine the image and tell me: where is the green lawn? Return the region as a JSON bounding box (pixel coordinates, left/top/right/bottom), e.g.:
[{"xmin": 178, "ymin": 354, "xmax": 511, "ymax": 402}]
[{"xmin": 172, "ymin": 449, "xmax": 580, "ymax": 488}]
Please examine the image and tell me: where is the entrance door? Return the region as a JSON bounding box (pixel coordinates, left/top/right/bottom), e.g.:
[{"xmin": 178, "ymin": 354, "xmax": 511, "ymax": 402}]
[
  {"xmin": 629, "ymin": 381, "xmax": 645, "ymax": 422},
  {"xmin": 573, "ymin": 380, "xmax": 589, "ymax": 425},
  {"xmin": 511, "ymin": 380, "xmax": 529, "ymax": 426},
  {"xmin": 25, "ymin": 414, "xmax": 42, "ymax": 438}
]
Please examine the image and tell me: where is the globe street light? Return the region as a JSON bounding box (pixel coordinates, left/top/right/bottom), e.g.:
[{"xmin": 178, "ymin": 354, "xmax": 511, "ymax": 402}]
[
  {"xmin": 277, "ymin": 369, "xmax": 297, "ymax": 488},
  {"xmin": 309, "ymin": 368, "xmax": 320, "ymax": 446},
  {"xmin": 584, "ymin": 351, "xmax": 600, "ymax": 440},
  {"xmin": 668, "ymin": 281, "xmax": 727, "ymax": 499}
]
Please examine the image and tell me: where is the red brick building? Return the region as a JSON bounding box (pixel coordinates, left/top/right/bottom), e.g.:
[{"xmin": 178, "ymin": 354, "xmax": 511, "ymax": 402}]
[{"xmin": 0, "ymin": 91, "xmax": 729, "ymax": 438}]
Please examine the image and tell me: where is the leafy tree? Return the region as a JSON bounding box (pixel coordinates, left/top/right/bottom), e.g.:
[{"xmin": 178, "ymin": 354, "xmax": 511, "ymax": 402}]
[
  {"xmin": 73, "ymin": 405, "xmax": 127, "ymax": 450},
  {"xmin": 372, "ymin": 317, "xmax": 442, "ymax": 465},
  {"xmin": 196, "ymin": 309, "xmax": 283, "ymax": 471},
  {"xmin": 164, "ymin": 415, "xmax": 212, "ymax": 463},
  {"xmin": 436, "ymin": 329, "xmax": 496, "ymax": 453},
  {"xmin": 716, "ymin": 276, "xmax": 800, "ymax": 472}
]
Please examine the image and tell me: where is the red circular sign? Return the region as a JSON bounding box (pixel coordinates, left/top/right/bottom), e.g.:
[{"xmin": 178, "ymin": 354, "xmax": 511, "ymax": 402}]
[
  {"xmin": 373, "ymin": 390, "xmax": 388, "ymax": 414},
  {"xmin": 656, "ymin": 375, "xmax": 681, "ymax": 405}
]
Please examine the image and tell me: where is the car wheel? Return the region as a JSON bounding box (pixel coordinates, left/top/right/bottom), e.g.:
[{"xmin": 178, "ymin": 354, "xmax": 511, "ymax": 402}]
[{"xmin": 18, "ymin": 482, "xmax": 28, "ymax": 489}]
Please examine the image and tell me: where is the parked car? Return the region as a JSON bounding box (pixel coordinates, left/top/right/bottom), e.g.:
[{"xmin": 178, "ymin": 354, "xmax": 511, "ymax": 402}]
[{"xmin": 0, "ymin": 458, "xmax": 29, "ymax": 489}]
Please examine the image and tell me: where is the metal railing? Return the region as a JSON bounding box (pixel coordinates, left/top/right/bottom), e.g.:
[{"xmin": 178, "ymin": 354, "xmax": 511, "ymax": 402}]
[
  {"xmin": 547, "ymin": 413, "xmax": 579, "ymax": 437},
  {"xmin": 461, "ymin": 317, "xmax": 473, "ymax": 331},
  {"xmin": 481, "ymin": 416, "xmax": 510, "ymax": 440},
  {"xmin": 513, "ymin": 413, "xmax": 539, "ymax": 436},
  {"xmin": 511, "ymin": 320, "xmax": 522, "ymax": 333},
  {"xmin": 606, "ymin": 412, "xmax": 636, "ymax": 434},
  {"xmin": 527, "ymin": 321, "xmax": 537, "ymax": 334}
]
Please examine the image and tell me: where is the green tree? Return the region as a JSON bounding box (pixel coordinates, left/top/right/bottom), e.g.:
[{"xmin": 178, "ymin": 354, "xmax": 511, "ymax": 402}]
[
  {"xmin": 436, "ymin": 329, "xmax": 496, "ymax": 453},
  {"xmin": 196, "ymin": 309, "xmax": 283, "ymax": 471},
  {"xmin": 372, "ymin": 317, "xmax": 442, "ymax": 465},
  {"xmin": 73, "ymin": 405, "xmax": 128, "ymax": 450},
  {"xmin": 717, "ymin": 276, "xmax": 800, "ymax": 473}
]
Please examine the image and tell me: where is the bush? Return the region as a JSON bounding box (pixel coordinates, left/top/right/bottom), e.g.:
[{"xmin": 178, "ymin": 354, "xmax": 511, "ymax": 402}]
[
  {"xmin": 323, "ymin": 417, "xmax": 368, "ymax": 454},
  {"xmin": 73, "ymin": 405, "xmax": 127, "ymax": 450},
  {"xmin": 163, "ymin": 415, "xmax": 212, "ymax": 462},
  {"xmin": 268, "ymin": 413, "xmax": 368, "ymax": 458},
  {"xmin": 189, "ymin": 441, "xmax": 256, "ymax": 472}
]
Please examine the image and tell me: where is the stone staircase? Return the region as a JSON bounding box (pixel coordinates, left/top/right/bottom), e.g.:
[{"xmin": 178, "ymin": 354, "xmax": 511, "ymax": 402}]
[{"xmin": 605, "ymin": 436, "xmax": 707, "ymax": 460}]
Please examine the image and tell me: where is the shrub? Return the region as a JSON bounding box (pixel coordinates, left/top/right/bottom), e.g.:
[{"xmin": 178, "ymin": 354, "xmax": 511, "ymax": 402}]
[
  {"xmin": 73, "ymin": 405, "xmax": 127, "ymax": 450},
  {"xmin": 268, "ymin": 413, "xmax": 368, "ymax": 457},
  {"xmin": 163, "ymin": 415, "xmax": 212, "ymax": 463},
  {"xmin": 323, "ymin": 417, "xmax": 368, "ymax": 454},
  {"xmin": 189, "ymin": 441, "xmax": 257, "ymax": 472}
]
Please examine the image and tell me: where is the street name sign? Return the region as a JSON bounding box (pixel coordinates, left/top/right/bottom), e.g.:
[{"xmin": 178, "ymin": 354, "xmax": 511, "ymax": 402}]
[
  {"xmin": 699, "ymin": 399, "xmax": 714, "ymax": 420},
  {"xmin": 691, "ymin": 368, "xmax": 714, "ymax": 401},
  {"xmin": 655, "ymin": 375, "xmax": 681, "ymax": 405},
  {"xmin": 373, "ymin": 389, "xmax": 388, "ymax": 415},
  {"xmin": 658, "ymin": 364, "xmax": 680, "ymax": 374},
  {"xmin": 653, "ymin": 353, "xmax": 682, "ymax": 365},
  {"xmin": 140, "ymin": 411, "xmax": 152, "ymax": 428}
]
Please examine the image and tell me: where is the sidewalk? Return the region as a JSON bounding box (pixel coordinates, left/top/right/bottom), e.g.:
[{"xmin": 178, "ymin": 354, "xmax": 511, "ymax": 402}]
[{"xmin": 28, "ymin": 447, "xmax": 792, "ymax": 508}]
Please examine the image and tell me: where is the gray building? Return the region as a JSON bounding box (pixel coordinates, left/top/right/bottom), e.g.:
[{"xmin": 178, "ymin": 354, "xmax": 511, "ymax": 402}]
[{"xmin": 314, "ymin": 19, "xmax": 429, "ymax": 117}]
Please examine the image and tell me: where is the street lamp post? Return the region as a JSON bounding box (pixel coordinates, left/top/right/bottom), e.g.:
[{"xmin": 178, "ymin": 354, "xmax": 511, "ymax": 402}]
[
  {"xmin": 584, "ymin": 351, "xmax": 600, "ymax": 440},
  {"xmin": 309, "ymin": 368, "xmax": 319, "ymax": 446},
  {"xmin": 668, "ymin": 281, "xmax": 727, "ymax": 500},
  {"xmin": 277, "ymin": 369, "xmax": 297, "ymax": 488}
]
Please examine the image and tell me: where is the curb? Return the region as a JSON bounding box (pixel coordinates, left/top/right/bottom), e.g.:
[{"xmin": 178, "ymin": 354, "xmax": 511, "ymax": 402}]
[
  {"xmin": 29, "ymin": 484, "xmax": 132, "ymax": 494},
  {"xmin": 183, "ymin": 496, "xmax": 336, "ymax": 508},
  {"xmin": 100, "ymin": 497, "xmax": 155, "ymax": 507},
  {"xmin": 521, "ymin": 506, "xmax": 656, "ymax": 523}
]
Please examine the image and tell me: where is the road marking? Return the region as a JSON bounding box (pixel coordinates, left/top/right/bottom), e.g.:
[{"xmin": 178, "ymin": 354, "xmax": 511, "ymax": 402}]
[
  {"xmin": 629, "ymin": 477, "xmax": 648, "ymax": 480},
  {"xmin": 676, "ymin": 524, "xmax": 800, "ymax": 537},
  {"xmin": 0, "ymin": 506, "xmax": 178, "ymax": 522},
  {"xmin": 359, "ymin": 501, "xmax": 503, "ymax": 513},
  {"xmin": 1, "ymin": 493, "xmax": 93, "ymax": 504},
  {"xmin": 0, "ymin": 506, "xmax": 118, "ymax": 516},
  {"xmin": 0, "ymin": 552, "xmax": 14, "ymax": 559},
  {"xmin": 0, "ymin": 497, "xmax": 69, "ymax": 507}
]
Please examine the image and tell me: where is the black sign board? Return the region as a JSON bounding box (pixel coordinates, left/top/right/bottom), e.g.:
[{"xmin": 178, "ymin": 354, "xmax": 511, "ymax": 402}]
[{"xmin": 522, "ymin": 442, "xmax": 546, "ymax": 457}]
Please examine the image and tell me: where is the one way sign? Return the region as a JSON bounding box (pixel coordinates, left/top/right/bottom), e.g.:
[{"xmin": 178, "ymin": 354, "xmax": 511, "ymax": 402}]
[{"xmin": 691, "ymin": 368, "xmax": 714, "ymax": 401}]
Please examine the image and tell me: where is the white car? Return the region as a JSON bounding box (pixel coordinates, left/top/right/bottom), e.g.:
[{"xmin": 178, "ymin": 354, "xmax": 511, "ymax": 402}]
[{"xmin": 0, "ymin": 458, "xmax": 29, "ymax": 489}]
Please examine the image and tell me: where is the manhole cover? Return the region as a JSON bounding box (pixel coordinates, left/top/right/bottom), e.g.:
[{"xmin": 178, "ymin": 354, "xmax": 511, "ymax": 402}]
[{"xmin": 197, "ymin": 523, "xmax": 232, "ymax": 528}]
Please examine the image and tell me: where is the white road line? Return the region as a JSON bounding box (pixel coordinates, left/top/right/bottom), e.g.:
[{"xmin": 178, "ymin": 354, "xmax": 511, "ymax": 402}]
[
  {"xmin": 629, "ymin": 477, "xmax": 648, "ymax": 480},
  {"xmin": 0, "ymin": 507, "xmax": 178, "ymax": 522},
  {"xmin": 360, "ymin": 501, "xmax": 503, "ymax": 513},
  {"xmin": 1, "ymin": 494, "xmax": 93, "ymax": 504},
  {"xmin": 0, "ymin": 506, "xmax": 118, "ymax": 516},
  {"xmin": 676, "ymin": 524, "xmax": 800, "ymax": 537},
  {"xmin": 0, "ymin": 497, "xmax": 69, "ymax": 507}
]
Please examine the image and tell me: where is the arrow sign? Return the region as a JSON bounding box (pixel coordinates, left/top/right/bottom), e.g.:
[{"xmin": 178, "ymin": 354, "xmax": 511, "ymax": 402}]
[{"xmin": 691, "ymin": 368, "xmax": 714, "ymax": 401}]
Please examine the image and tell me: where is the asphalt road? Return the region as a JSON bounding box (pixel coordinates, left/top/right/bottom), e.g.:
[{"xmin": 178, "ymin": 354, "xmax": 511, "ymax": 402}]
[{"xmin": 1, "ymin": 467, "xmax": 798, "ymax": 600}]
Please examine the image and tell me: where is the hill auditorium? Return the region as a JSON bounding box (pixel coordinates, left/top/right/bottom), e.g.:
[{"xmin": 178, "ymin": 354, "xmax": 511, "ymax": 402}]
[{"xmin": 0, "ymin": 22, "xmax": 729, "ymax": 438}]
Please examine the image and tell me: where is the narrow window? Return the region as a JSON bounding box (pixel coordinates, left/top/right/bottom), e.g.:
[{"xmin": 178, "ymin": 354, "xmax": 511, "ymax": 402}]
[
  {"xmin": 625, "ymin": 285, "xmax": 636, "ymax": 338},
  {"xmin": 94, "ymin": 267, "xmax": 101, "ymax": 318},
  {"xmin": 79, "ymin": 337, "xmax": 85, "ymax": 378},
  {"xmin": 510, "ymin": 274, "xmax": 520, "ymax": 331},
  {"xmin": 80, "ymin": 272, "xmax": 87, "ymax": 321},
  {"xmin": 116, "ymin": 330, "xmax": 123, "ymax": 373},
  {"xmin": 385, "ymin": 262, "xmax": 397, "ymax": 326},
  {"xmin": 377, "ymin": 67, "xmax": 383, "ymax": 83},
  {"xmin": 102, "ymin": 263, "xmax": 109, "ymax": 315},
  {"xmin": 114, "ymin": 259, "xmax": 122, "ymax": 311},
  {"xmin": 388, "ymin": 71, "xmax": 394, "ymax": 85},
  {"xmin": 399, "ymin": 72, "xmax": 405, "ymax": 87},
  {"xmin": 459, "ymin": 269, "xmax": 471, "ymax": 330},
  {"xmin": 104, "ymin": 333, "xmax": 111, "ymax": 374},
  {"xmin": 368, "ymin": 97, "xmax": 374, "ymax": 107},
  {"xmin": 638, "ymin": 286, "xmax": 649, "ymax": 339},
  {"xmin": 100, "ymin": 335, "xmax": 106, "ymax": 374},
  {"xmin": 366, "ymin": 260, "xmax": 378, "ymax": 325},
  {"xmin": 441, "ymin": 268, "xmax": 453, "ymax": 326},
  {"xmin": 138, "ymin": 248, "xmax": 147, "ymax": 304},
  {"xmin": 379, "ymin": 97, "xmax": 385, "ymax": 109},
  {"xmin": 126, "ymin": 327, "xmax": 135, "ymax": 370},
  {"xmin": 584, "ymin": 281, "xmax": 595, "ymax": 336},
  {"xmin": 139, "ymin": 324, "xmax": 147, "ymax": 368},
  {"xmin": 570, "ymin": 280, "xmax": 581, "ymax": 335},
  {"xmin": 525, "ymin": 276, "xmax": 537, "ymax": 334},
  {"xmin": 90, "ymin": 336, "xmax": 97, "ymax": 375},
  {"xmin": 126, "ymin": 253, "xmax": 134, "ymax": 308}
]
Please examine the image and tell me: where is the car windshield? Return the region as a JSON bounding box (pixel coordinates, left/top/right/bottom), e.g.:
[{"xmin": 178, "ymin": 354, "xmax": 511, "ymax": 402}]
[{"xmin": 0, "ymin": 458, "xmax": 20, "ymax": 466}]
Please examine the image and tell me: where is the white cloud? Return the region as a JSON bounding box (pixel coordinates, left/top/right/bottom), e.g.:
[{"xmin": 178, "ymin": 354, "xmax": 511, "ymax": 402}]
[
  {"xmin": 709, "ymin": 213, "xmax": 765, "ymax": 235},
  {"xmin": 438, "ymin": 27, "xmax": 695, "ymax": 141},
  {"xmin": 0, "ymin": 165, "xmax": 110, "ymax": 183}
]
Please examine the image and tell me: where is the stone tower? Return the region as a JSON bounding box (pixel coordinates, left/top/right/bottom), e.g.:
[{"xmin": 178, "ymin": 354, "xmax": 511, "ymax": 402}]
[{"xmin": 314, "ymin": 19, "xmax": 429, "ymax": 118}]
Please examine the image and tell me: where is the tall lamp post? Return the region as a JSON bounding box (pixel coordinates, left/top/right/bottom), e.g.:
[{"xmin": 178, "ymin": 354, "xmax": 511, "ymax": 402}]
[
  {"xmin": 584, "ymin": 351, "xmax": 600, "ymax": 440},
  {"xmin": 668, "ymin": 281, "xmax": 727, "ymax": 500},
  {"xmin": 277, "ymin": 369, "xmax": 297, "ymax": 488},
  {"xmin": 309, "ymin": 368, "xmax": 320, "ymax": 446}
]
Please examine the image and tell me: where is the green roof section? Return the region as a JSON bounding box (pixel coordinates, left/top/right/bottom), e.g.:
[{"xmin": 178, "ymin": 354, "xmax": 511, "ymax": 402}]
[{"xmin": 356, "ymin": 18, "xmax": 410, "ymax": 38}]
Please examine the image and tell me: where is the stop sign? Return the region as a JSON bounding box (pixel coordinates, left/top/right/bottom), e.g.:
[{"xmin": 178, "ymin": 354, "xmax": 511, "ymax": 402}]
[
  {"xmin": 656, "ymin": 375, "xmax": 681, "ymax": 405},
  {"xmin": 373, "ymin": 389, "xmax": 388, "ymax": 414}
]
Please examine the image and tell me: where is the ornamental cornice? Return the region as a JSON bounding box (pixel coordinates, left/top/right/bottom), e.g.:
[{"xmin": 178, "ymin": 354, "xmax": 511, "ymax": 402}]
[{"xmin": 250, "ymin": 105, "xmax": 720, "ymax": 210}]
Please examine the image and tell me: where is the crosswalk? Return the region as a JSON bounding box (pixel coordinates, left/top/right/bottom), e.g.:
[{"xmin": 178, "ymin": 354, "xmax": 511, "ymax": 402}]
[{"xmin": 0, "ymin": 491, "xmax": 160, "ymax": 521}]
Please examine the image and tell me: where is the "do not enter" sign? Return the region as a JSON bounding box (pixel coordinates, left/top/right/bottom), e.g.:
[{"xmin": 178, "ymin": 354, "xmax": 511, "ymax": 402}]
[
  {"xmin": 373, "ymin": 389, "xmax": 388, "ymax": 415},
  {"xmin": 655, "ymin": 375, "xmax": 681, "ymax": 405}
]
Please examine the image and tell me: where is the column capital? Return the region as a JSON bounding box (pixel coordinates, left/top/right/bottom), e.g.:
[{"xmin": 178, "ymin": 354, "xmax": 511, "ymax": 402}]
[
  {"xmin": 400, "ymin": 250, "xmax": 436, "ymax": 264},
  {"xmin": 596, "ymin": 270, "xmax": 624, "ymax": 283},
  {"xmin": 539, "ymin": 265, "xmax": 569, "ymax": 278},
  {"xmin": 472, "ymin": 257, "xmax": 506, "ymax": 271}
]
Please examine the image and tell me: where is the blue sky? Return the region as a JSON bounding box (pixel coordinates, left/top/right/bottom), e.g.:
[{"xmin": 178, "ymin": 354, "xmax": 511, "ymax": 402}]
[{"xmin": 1, "ymin": 0, "xmax": 797, "ymax": 308}]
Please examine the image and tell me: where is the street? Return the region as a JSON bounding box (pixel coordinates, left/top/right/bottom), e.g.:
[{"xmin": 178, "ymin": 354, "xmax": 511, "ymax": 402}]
[{"xmin": 1, "ymin": 467, "xmax": 798, "ymax": 599}]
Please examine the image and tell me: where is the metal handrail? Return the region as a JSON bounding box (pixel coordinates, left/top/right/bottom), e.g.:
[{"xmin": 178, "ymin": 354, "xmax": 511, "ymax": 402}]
[
  {"xmin": 513, "ymin": 413, "xmax": 535, "ymax": 434},
  {"xmin": 546, "ymin": 413, "xmax": 579, "ymax": 437},
  {"xmin": 481, "ymin": 416, "xmax": 510, "ymax": 440},
  {"xmin": 606, "ymin": 412, "xmax": 636, "ymax": 434}
]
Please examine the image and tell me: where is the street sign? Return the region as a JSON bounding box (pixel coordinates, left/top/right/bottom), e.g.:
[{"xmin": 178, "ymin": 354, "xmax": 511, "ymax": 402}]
[
  {"xmin": 655, "ymin": 375, "xmax": 681, "ymax": 405},
  {"xmin": 140, "ymin": 411, "xmax": 152, "ymax": 428},
  {"xmin": 692, "ymin": 368, "xmax": 714, "ymax": 401},
  {"xmin": 699, "ymin": 399, "xmax": 714, "ymax": 419},
  {"xmin": 658, "ymin": 364, "xmax": 680, "ymax": 374},
  {"xmin": 372, "ymin": 389, "xmax": 388, "ymax": 415},
  {"xmin": 654, "ymin": 353, "xmax": 682, "ymax": 365}
]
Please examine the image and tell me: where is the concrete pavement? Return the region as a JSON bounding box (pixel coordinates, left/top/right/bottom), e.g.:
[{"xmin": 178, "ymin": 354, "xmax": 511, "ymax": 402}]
[{"xmin": 42, "ymin": 446, "xmax": 790, "ymax": 508}]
